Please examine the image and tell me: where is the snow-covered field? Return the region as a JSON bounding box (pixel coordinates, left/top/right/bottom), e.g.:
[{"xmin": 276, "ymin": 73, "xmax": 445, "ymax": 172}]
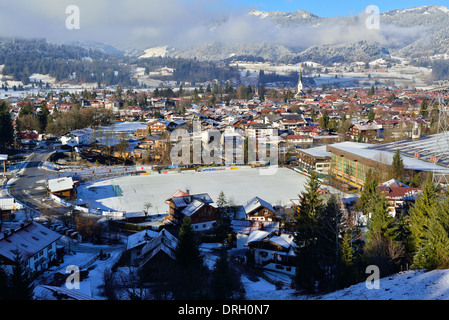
[
  {"xmin": 77, "ymin": 167, "xmax": 345, "ymax": 215},
  {"xmin": 139, "ymin": 46, "xmax": 169, "ymax": 59}
]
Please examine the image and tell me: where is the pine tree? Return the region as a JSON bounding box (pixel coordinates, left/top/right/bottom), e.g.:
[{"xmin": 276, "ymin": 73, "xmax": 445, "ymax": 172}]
[
  {"xmin": 0, "ymin": 100, "xmax": 14, "ymax": 150},
  {"xmin": 9, "ymin": 250, "xmax": 33, "ymax": 300},
  {"xmin": 210, "ymin": 248, "xmax": 242, "ymax": 300},
  {"xmin": 364, "ymin": 194, "xmax": 396, "ymax": 243},
  {"xmin": 175, "ymin": 217, "xmax": 204, "ymax": 269},
  {"xmin": 412, "ymin": 192, "xmax": 449, "ymax": 269},
  {"xmin": 409, "ymin": 175, "xmax": 440, "ymax": 254},
  {"xmin": 213, "ymin": 192, "xmax": 232, "ymax": 244},
  {"xmin": 391, "ymin": 149, "xmax": 405, "ymax": 182},
  {"xmin": 362, "ymin": 171, "xmax": 404, "ymax": 277},
  {"xmin": 368, "ymin": 108, "xmax": 375, "ymax": 121},
  {"xmin": 420, "ymin": 99, "xmax": 429, "ymax": 117},
  {"xmin": 357, "ymin": 168, "xmax": 379, "ymax": 216},
  {"xmin": 172, "ymin": 217, "xmax": 208, "ymax": 299},
  {"xmin": 294, "ymin": 171, "xmax": 323, "ymax": 293},
  {"xmin": 0, "ymin": 264, "xmax": 9, "ymax": 300},
  {"xmin": 337, "ymin": 231, "xmax": 360, "ymax": 288},
  {"xmin": 315, "ymin": 195, "xmax": 343, "ymax": 291}
]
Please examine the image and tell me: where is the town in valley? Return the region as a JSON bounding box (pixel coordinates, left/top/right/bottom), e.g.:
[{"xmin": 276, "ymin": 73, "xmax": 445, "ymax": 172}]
[{"xmin": 1, "ymin": 2, "xmax": 449, "ymax": 303}]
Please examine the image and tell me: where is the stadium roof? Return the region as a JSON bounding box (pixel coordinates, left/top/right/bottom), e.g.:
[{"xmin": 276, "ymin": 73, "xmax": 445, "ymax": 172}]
[
  {"xmin": 370, "ymin": 133, "xmax": 449, "ymax": 167},
  {"xmin": 328, "ymin": 141, "xmax": 446, "ymax": 172}
]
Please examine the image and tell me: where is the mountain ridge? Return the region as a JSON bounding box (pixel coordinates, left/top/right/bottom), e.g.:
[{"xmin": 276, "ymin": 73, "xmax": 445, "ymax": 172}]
[{"xmin": 132, "ymin": 5, "xmax": 449, "ymax": 64}]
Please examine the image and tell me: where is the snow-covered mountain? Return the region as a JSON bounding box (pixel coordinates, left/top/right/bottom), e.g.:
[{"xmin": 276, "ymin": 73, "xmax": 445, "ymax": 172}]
[
  {"xmin": 248, "ymin": 8, "xmax": 323, "ymax": 26},
  {"xmin": 133, "ymin": 5, "xmax": 449, "ymax": 64}
]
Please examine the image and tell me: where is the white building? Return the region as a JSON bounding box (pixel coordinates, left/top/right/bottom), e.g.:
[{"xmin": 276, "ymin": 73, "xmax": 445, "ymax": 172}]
[
  {"xmin": 0, "ymin": 222, "xmax": 61, "ymax": 273},
  {"xmin": 60, "ymin": 128, "xmax": 95, "ymax": 147}
]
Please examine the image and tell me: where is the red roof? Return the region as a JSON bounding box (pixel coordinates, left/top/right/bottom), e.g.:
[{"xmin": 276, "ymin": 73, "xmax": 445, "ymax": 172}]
[
  {"xmin": 380, "ymin": 186, "xmax": 421, "ymax": 199},
  {"xmin": 166, "ymin": 189, "xmax": 190, "ymax": 202}
]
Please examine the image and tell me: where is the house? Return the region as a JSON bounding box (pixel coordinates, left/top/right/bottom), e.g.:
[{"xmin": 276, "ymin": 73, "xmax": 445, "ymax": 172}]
[
  {"xmin": 60, "ymin": 128, "xmax": 95, "ymax": 147},
  {"xmin": 348, "ymin": 122, "xmax": 381, "ymax": 142},
  {"xmin": 148, "ymin": 119, "xmax": 169, "ymax": 134},
  {"xmin": 286, "ymin": 135, "xmax": 312, "ymax": 147},
  {"xmin": 122, "ymin": 229, "xmax": 159, "ymax": 266},
  {"xmin": 245, "ymin": 230, "xmax": 297, "ymax": 277},
  {"xmin": 243, "ymin": 197, "xmax": 277, "ymax": 222},
  {"xmin": 231, "ymin": 220, "xmax": 280, "ymax": 249},
  {"xmin": 164, "ymin": 190, "xmax": 217, "ymax": 231},
  {"xmin": 379, "ymin": 179, "xmax": 422, "ymax": 217},
  {"xmin": 0, "ymin": 197, "xmax": 22, "ymax": 220},
  {"xmin": 47, "ymin": 177, "xmax": 77, "ymax": 200},
  {"xmin": 297, "ymin": 145, "xmax": 331, "ymax": 175},
  {"xmin": 246, "ymin": 123, "xmax": 278, "ymax": 140},
  {"xmin": 137, "ymin": 229, "xmax": 178, "ymax": 282},
  {"xmin": 148, "ymin": 119, "xmax": 188, "ymax": 135},
  {"xmin": 0, "ymin": 222, "xmax": 61, "ymax": 273}
]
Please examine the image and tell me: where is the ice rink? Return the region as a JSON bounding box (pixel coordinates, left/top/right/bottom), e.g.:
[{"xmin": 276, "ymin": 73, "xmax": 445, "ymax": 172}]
[{"xmin": 77, "ymin": 167, "xmax": 343, "ymax": 215}]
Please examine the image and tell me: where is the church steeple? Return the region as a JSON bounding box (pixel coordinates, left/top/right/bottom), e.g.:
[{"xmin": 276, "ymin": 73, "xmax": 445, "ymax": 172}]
[{"xmin": 295, "ymin": 71, "xmax": 305, "ymax": 98}]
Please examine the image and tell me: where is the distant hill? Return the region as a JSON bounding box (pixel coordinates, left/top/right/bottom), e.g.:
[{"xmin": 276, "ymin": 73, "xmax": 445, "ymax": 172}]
[{"xmin": 134, "ymin": 5, "xmax": 449, "ymax": 65}]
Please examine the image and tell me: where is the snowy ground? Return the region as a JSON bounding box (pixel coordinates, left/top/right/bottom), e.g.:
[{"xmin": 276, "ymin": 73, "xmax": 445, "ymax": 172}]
[
  {"xmin": 314, "ymin": 269, "xmax": 449, "ymax": 300},
  {"xmin": 241, "ymin": 268, "xmax": 449, "ymax": 300},
  {"xmin": 76, "ymin": 167, "xmax": 346, "ymax": 215}
]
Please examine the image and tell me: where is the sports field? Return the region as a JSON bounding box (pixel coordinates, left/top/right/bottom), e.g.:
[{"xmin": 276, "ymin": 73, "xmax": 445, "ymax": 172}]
[{"xmin": 76, "ymin": 167, "xmax": 344, "ymax": 215}]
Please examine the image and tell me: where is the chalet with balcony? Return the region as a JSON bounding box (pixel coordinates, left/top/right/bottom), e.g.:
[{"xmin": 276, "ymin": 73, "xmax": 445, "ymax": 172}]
[
  {"xmin": 243, "ymin": 197, "xmax": 277, "ymax": 222},
  {"xmin": 164, "ymin": 190, "xmax": 217, "ymax": 231},
  {"xmin": 379, "ymin": 179, "xmax": 422, "ymax": 217},
  {"xmin": 245, "ymin": 230, "xmax": 297, "ymax": 277}
]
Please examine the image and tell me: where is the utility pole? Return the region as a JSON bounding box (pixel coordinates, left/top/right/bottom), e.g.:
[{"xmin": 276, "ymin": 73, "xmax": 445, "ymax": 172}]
[{"xmin": 433, "ymin": 94, "xmax": 449, "ymax": 185}]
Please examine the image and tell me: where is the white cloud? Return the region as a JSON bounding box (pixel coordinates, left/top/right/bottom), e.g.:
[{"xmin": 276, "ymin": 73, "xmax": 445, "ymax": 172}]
[{"xmin": 0, "ymin": 0, "xmax": 427, "ymax": 51}]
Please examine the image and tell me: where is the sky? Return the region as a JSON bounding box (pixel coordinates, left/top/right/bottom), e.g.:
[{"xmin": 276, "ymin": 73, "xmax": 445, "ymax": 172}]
[{"xmin": 0, "ymin": 1, "xmax": 443, "ymax": 51}]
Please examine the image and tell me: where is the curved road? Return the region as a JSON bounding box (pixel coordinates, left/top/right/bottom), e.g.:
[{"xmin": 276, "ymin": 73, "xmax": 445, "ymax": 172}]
[{"xmin": 8, "ymin": 150, "xmax": 69, "ymax": 217}]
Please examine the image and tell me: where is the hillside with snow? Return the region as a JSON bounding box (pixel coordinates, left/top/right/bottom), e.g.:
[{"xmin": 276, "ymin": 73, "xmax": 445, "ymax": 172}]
[{"xmin": 243, "ymin": 269, "xmax": 449, "ymax": 300}]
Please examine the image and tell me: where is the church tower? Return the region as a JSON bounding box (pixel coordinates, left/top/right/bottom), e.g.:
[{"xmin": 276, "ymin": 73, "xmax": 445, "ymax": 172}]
[{"xmin": 295, "ymin": 71, "xmax": 305, "ymax": 98}]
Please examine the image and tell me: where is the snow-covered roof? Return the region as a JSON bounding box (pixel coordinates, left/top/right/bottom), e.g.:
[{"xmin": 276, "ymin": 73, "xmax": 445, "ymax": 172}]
[
  {"xmin": 47, "ymin": 177, "xmax": 74, "ymax": 193},
  {"xmin": 269, "ymin": 233, "xmax": 296, "ymax": 250},
  {"xmin": 243, "ymin": 197, "xmax": 275, "ymax": 215},
  {"xmin": 329, "ymin": 142, "xmax": 446, "ymax": 172},
  {"xmin": 0, "ymin": 222, "xmax": 61, "ymax": 262},
  {"xmin": 126, "ymin": 229, "xmax": 159, "ymax": 251},
  {"xmin": 181, "ymin": 199, "xmax": 205, "ymax": 217},
  {"xmin": 246, "ymin": 230, "xmax": 271, "ymax": 245},
  {"xmin": 139, "ymin": 229, "xmax": 178, "ymax": 266},
  {"xmin": 231, "ymin": 220, "xmax": 280, "ymax": 234},
  {"xmin": 0, "ymin": 198, "xmax": 16, "ymax": 211},
  {"xmin": 34, "ymin": 285, "xmax": 95, "ymax": 301},
  {"xmin": 380, "ymin": 179, "xmax": 409, "ymax": 188},
  {"xmin": 299, "ymin": 145, "xmax": 330, "ymax": 158}
]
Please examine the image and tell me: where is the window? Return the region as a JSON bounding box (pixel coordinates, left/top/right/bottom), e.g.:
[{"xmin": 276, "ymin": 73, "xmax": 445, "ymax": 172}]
[{"xmin": 259, "ymin": 251, "xmax": 268, "ymax": 258}]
